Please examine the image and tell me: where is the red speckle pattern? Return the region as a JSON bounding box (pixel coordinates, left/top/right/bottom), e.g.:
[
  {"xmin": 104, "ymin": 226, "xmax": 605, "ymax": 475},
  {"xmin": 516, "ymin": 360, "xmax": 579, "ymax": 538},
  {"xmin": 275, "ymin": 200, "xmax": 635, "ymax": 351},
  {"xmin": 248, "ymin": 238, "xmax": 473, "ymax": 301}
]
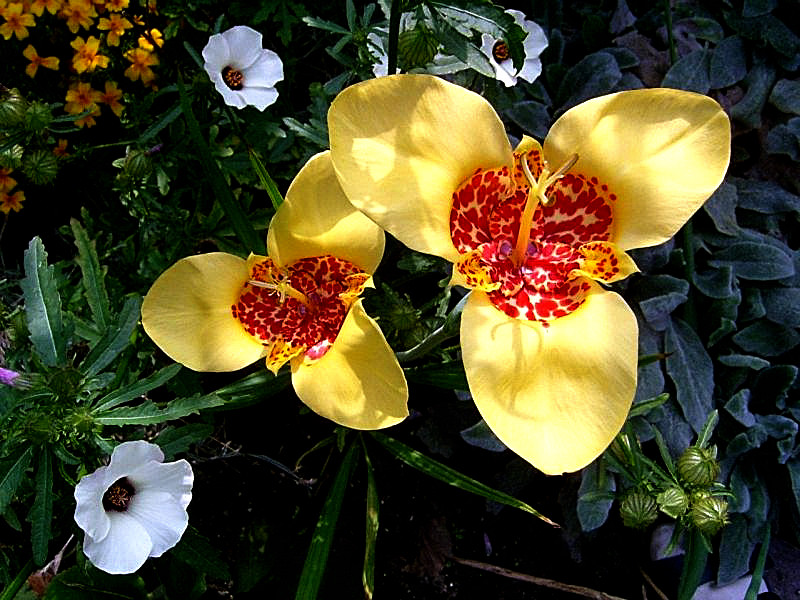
[
  {"xmin": 449, "ymin": 148, "xmax": 616, "ymax": 322},
  {"xmin": 231, "ymin": 255, "xmax": 368, "ymax": 369}
]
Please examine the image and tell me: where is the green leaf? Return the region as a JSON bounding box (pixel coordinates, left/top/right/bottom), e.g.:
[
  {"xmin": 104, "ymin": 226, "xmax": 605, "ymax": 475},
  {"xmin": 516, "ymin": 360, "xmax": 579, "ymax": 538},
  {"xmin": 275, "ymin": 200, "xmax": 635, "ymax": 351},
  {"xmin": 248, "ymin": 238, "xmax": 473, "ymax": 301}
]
[
  {"xmin": 665, "ymin": 318, "xmax": 714, "ymax": 433},
  {"xmin": 70, "ymin": 219, "xmax": 111, "ymax": 332},
  {"xmin": 28, "ymin": 447, "xmax": 53, "ymax": 566},
  {"xmin": 663, "ymin": 49, "xmax": 712, "ymax": 94},
  {"xmin": 138, "ymin": 102, "xmax": 183, "ymax": 143},
  {"xmin": 765, "ymin": 117, "xmax": 800, "ymax": 161},
  {"xmin": 0, "ymin": 446, "xmax": 33, "ymax": 516},
  {"xmin": 247, "ymin": 146, "xmax": 283, "ymax": 211},
  {"xmin": 460, "ymin": 419, "xmax": 506, "ymax": 452},
  {"xmin": 787, "ymin": 457, "xmax": 800, "ymax": 516},
  {"xmin": 745, "ymin": 522, "xmax": 771, "ymax": 600},
  {"xmin": 171, "ymin": 526, "xmax": 231, "ymax": 580},
  {"xmin": 505, "ymin": 100, "xmax": 551, "ymax": 141},
  {"xmin": 211, "ymin": 370, "xmax": 291, "ymax": 410},
  {"xmin": 556, "ymin": 51, "xmax": 622, "ymax": 111},
  {"xmin": 732, "ymin": 177, "xmax": 800, "ymax": 213},
  {"xmin": 732, "ymin": 320, "xmax": 800, "ymax": 356},
  {"xmin": 371, "ymin": 432, "xmax": 557, "ymax": 526},
  {"xmin": 709, "ymin": 242, "xmax": 795, "ymax": 281},
  {"xmin": 577, "ymin": 459, "xmax": 615, "ymax": 532},
  {"xmin": 677, "ymin": 529, "xmax": 710, "ymax": 600},
  {"xmin": 405, "ymin": 360, "xmax": 467, "ymax": 390},
  {"xmin": 93, "ymin": 394, "xmax": 224, "ymax": 426},
  {"xmin": 155, "ymin": 424, "xmax": 213, "ymax": 460},
  {"xmin": 710, "ymin": 37, "xmax": 747, "ymax": 88},
  {"xmin": 702, "ymin": 182, "xmax": 740, "ymax": 236},
  {"xmin": 21, "ymin": 237, "xmax": 67, "ymax": 368},
  {"xmin": 762, "ymin": 288, "xmax": 800, "ymax": 328},
  {"xmin": 80, "ymin": 296, "xmax": 141, "ymax": 377},
  {"xmin": 717, "ymin": 515, "xmax": 752, "ymax": 584},
  {"xmin": 362, "ymin": 447, "xmax": 378, "ymax": 600},
  {"xmin": 724, "ymin": 389, "xmax": 756, "ymax": 427},
  {"xmin": 730, "ymin": 61, "xmax": 776, "ymax": 129},
  {"xmin": 295, "ymin": 443, "xmax": 360, "ymax": 600},
  {"xmin": 92, "ymin": 363, "xmax": 182, "ymax": 412},
  {"xmin": 769, "ymin": 79, "xmax": 800, "ymax": 115}
]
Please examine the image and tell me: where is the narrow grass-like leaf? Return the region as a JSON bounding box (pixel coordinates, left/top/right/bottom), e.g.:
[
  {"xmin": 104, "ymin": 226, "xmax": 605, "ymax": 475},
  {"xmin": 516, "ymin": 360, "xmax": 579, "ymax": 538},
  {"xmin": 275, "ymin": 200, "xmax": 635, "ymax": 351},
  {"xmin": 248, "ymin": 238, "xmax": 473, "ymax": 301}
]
[
  {"xmin": 21, "ymin": 237, "xmax": 67, "ymax": 367},
  {"xmin": 0, "ymin": 559, "xmax": 33, "ymax": 600},
  {"xmin": 70, "ymin": 219, "xmax": 111, "ymax": 332},
  {"xmin": 247, "ymin": 146, "xmax": 283, "ymax": 211},
  {"xmin": 93, "ymin": 394, "xmax": 224, "ymax": 426},
  {"xmin": 0, "ymin": 446, "xmax": 33, "ymax": 515},
  {"xmin": 745, "ymin": 522, "xmax": 771, "ymax": 600},
  {"xmin": 28, "ymin": 447, "xmax": 53, "ymax": 566},
  {"xmin": 295, "ymin": 443, "xmax": 360, "ymax": 600},
  {"xmin": 80, "ymin": 295, "xmax": 141, "ymax": 378},
  {"xmin": 178, "ymin": 76, "xmax": 265, "ymax": 255},
  {"xmin": 371, "ymin": 433, "xmax": 557, "ymax": 526},
  {"xmin": 211, "ymin": 370, "xmax": 291, "ymax": 410},
  {"xmin": 363, "ymin": 446, "xmax": 378, "ymax": 600},
  {"xmin": 677, "ymin": 529, "xmax": 709, "ymax": 600},
  {"xmin": 92, "ymin": 363, "xmax": 182, "ymax": 412},
  {"xmin": 138, "ymin": 102, "xmax": 183, "ymax": 143}
]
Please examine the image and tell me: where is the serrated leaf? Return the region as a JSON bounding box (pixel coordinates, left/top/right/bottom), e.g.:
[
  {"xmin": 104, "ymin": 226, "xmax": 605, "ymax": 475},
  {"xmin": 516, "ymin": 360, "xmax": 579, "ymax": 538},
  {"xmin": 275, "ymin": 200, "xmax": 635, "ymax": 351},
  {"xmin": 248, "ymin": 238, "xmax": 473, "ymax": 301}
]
[
  {"xmin": 92, "ymin": 363, "xmax": 182, "ymax": 412},
  {"xmin": 665, "ymin": 318, "xmax": 714, "ymax": 433},
  {"xmin": 432, "ymin": 18, "xmax": 494, "ymax": 78},
  {"xmin": 93, "ymin": 394, "xmax": 224, "ymax": 426},
  {"xmin": 21, "ymin": 238, "xmax": 67, "ymax": 367},
  {"xmin": 80, "ymin": 296, "xmax": 141, "ymax": 377},
  {"xmin": 709, "ymin": 242, "xmax": 795, "ymax": 281},
  {"xmin": 0, "ymin": 446, "xmax": 33, "ymax": 515},
  {"xmin": 28, "ymin": 447, "xmax": 53, "ymax": 566},
  {"xmin": 71, "ymin": 219, "xmax": 110, "ymax": 332}
]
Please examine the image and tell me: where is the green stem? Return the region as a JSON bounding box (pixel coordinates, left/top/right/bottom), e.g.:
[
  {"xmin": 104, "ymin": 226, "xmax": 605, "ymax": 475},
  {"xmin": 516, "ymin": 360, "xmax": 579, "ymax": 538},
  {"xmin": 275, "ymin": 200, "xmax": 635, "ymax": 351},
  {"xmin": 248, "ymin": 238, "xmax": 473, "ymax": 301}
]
[
  {"xmin": 395, "ymin": 293, "xmax": 467, "ymax": 363},
  {"xmin": 676, "ymin": 529, "xmax": 709, "ymax": 600},
  {"xmin": 663, "ymin": 0, "xmax": 678, "ymax": 65},
  {"xmin": 387, "ymin": 0, "xmax": 401, "ymax": 75},
  {"xmin": 0, "ymin": 559, "xmax": 33, "ymax": 600}
]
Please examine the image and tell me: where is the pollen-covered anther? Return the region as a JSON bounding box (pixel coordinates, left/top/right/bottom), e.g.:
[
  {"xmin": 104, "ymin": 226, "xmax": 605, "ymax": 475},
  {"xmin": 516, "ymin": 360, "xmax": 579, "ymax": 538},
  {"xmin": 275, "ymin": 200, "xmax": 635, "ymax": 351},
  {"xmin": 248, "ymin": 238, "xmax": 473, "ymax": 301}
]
[
  {"xmin": 492, "ymin": 40, "xmax": 510, "ymax": 62},
  {"xmin": 222, "ymin": 65, "xmax": 244, "ymax": 90}
]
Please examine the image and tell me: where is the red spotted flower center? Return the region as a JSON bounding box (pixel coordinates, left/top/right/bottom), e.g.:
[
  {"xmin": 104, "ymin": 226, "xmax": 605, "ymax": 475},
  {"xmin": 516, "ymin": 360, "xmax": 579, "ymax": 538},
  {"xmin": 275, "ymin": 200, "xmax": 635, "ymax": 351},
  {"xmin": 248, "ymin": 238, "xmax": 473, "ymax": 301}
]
[
  {"xmin": 231, "ymin": 255, "xmax": 370, "ymax": 371},
  {"xmin": 450, "ymin": 146, "xmax": 637, "ymax": 322}
]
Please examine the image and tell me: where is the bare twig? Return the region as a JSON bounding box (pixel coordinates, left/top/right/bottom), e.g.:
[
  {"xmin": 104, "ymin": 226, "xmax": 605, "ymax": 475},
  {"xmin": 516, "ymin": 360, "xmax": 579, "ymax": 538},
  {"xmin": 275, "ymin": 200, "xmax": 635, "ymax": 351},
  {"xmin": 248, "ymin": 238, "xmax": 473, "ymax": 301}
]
[
  {"xmin": 639, "ymin": 568, "xmax": 671, "ymax": 600},
  {"xmin": 451, "ymin": 556, "xmax": 630, "ymax": 600}
]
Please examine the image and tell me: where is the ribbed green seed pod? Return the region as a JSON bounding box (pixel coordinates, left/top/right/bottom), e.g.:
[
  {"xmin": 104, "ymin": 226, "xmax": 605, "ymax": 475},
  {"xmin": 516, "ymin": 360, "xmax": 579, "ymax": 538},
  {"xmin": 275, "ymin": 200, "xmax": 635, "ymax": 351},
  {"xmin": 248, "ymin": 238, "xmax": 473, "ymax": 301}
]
[
  {"xmin": 657, "ymin": 486, "xmax": 690, "ymax": 519},
  {"xmin": 0, "ymin": 89, "xmax": 29, "ymax": 128},
  {"xmin": 620, "ymin": 491, "xmax": 658, "ymax": 529},
  {"xmin": 677, "ymin": 446, "xmax": 720, "ymax": 487},
  {"xmin": 398, "ymin": 25, "xmax": 439, "ymax": 69},
  {"xmin": 22, "ymin": 149, "xmax": 59, "ymax": 185},
  {"xmin": 24, "ymin": 101, "xmax": 53, "ymax": 132},
  {"xmin": 123, "ymin": 149, "xmax": 153, "ymax": 179},
  {"xmin": 690, "ymin": 494, "xmax": 728, "ymax": 536}
]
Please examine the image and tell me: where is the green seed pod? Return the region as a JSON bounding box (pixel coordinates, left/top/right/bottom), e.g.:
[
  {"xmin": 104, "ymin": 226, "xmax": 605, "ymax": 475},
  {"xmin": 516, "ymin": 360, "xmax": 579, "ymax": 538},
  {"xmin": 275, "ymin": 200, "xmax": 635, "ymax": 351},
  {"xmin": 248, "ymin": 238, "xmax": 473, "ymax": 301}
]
[
  {"xmin": 68, "ymin": 407, "xmax": 99, "ymax": 437},
  {"xmin": 690, "ymin": 494, "xmax": 728, "ymax": 536},
  {"xmin": 620, "ymin": 491, "xmax": 658, "ymax": 530},
  {"xmin": 24, "ymin": 101, "xmax": 53, "ymax": 132},
  {"xmin": 23, "ymin": 412, "xmax": 54, "ymax": 445},
  {"xmin": 0, "ymin": 143, "xmax": 24, "ymax": 169},
  {"xmin": 48, "ymin": 367, "xmax": 83, "ymax": 400},
  {"xmin": 677, "ymin": 446, "xmax": 720, "ymax": 487},
  {"xmin": 0, "ymin": 88, "xmax": 29, "ymax": 129},
  {"xmin": 22, "ymin": 149, "xmax": 59, "ymax": 185},
  {"xmin": 657, "ymin": 486, "xmax": 690, "ymax": 519},
  {"xmin": 398, "ymin": 25, "xmax": 439, "ymax": 69},
  {"xmin": 123, "ymin": 149, "xmax": 153, "ymax": 179}
]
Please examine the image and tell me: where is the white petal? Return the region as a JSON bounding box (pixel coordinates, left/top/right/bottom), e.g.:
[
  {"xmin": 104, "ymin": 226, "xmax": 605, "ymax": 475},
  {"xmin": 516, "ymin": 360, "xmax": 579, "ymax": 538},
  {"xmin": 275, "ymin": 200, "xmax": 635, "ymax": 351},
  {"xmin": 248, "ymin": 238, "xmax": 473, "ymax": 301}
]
[
  {"xmin": 202, "ymin": 33, "xmax": 231, "ymax": 73},
  {"xmin": 215, "ymin": 82, "xmax": 249, "ymax": 108},
  {"xmin": 127, "ymin": 490, "xmax": 189, "ymax": 557},
  {"xmin": 83, "ymin": 512, "xmax": 153, "ymax": 575},
  {"xmin": 516, "ymin": 58, "xmax": 543, "ymax": 84},
  {"xmin": 110, "ymin": 441, "xmax": 164, "ymax": 473},
  {"xmin": 129, "ymin": 459, "xmax": 193, "ymax": 510},
  {"xmin": 242, "ymin": 50, "xmax": 283, "ymax": 88},
  {"xmin": 239, "ymin": 86, "xmax": 279, "ymax": 111},
  {"xmin": 480, "ymin": 33, "xmax": 517, "ymax": 87},
  {"xmin": 74, "ymin": 467, "xmax": 112, "ymax": 542},
  {"xmin": 221, "ymin": 25, "xmax": 265, "ymax": 69}
]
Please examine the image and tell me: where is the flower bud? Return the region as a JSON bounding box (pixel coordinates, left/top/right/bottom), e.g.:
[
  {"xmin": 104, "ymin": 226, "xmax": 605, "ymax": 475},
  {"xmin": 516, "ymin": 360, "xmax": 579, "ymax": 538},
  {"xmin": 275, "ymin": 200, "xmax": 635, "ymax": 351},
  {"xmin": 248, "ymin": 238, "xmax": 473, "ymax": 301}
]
[
  {"xmin": 24, "ymin": 102, "xmax": 53, "ymax": 133},
  {"xmin": 123, "ymin": 149, "xmax": 153, "ymax": 179},
  {"xmin": 22, "ymin": 149, "xmax": 59, "ymax": 185},
  {"xmin": 677, "ymin": 446, "xmax": 720, "ymax": 488},
  {"xmin": 0, "ymin": 89, "xmax": 29, "ymax": 128},
  {"xmin": 23, "ymin": 412, "xmax": 54, "ymax": 445},
  {"xmin": 690, "ymin": 493, "xmax": 728, "ymax": 536},
  {"xmin": 620, "ymin": 491, "xmax": 658, "ymax": 529},
  {"xmin": 0, "ymin": 144, "xmax": 24, "ymax": 169},
  {"xmin": 657, "ymin": 486, "xmax": 689, "ymax": 519},
  {"xmin": 48, "ymin": 367, "xmax": 82, "ymax": 400}
]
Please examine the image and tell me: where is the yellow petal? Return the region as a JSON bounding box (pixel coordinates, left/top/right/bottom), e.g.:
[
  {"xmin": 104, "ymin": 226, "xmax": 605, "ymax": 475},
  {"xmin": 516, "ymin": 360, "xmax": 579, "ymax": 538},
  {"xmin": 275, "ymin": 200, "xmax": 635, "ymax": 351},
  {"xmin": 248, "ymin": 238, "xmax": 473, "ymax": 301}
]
[
  {"xmin": 290, "ymin": 300, "xmax": 408, "ymax": 430},
  {"xmin": 543, "ymin": 88, "xmax": 730, "ymax": 251},
  {"xmin": 267, "ymin": 151, "xmax": 385, "ymax": 273},
  {"xmin": 142, "ymin": 253, "xmax": 266, "ymax": 372},
  {"xmin": 460, "ymin": 285, "xmax": 638, "ymax": 475},
  {"xmin": 328, "ymin": 74, "xmax": 513, "ymax": 263}
]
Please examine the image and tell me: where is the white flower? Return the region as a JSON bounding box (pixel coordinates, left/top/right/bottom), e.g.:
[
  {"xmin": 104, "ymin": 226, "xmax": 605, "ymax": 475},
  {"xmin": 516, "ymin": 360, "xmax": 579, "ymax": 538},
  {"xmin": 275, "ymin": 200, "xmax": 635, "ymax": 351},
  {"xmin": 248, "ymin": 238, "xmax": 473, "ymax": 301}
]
[
  {"xmin": 480, "ymin": 10, "xmax": 548, "ymax": 87},
  {"xmin": 74, "ymin": 441, "xmax": 193, "ymax": 574},
  {"xmin": 202, "ymin": 25, "xmax": 284, "ymax": 111}
]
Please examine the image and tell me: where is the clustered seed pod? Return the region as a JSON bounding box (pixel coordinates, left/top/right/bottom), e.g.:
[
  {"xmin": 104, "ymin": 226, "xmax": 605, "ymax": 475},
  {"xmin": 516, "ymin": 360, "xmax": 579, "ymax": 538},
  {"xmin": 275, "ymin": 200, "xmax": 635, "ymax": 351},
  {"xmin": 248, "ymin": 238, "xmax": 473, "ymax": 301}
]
[
  {"xmin": 22, "ymin": 149, "xmax": 59, "ymax": 185},
  {"xmin": 24, "ymin": 102, "xmax": 53, "ymax": 132},
  {"xmin": 0, "ymin": 88, "xmax": 29, "ymax": 128},
  {"xmin": 123, "ymin": 149, "xmax": 154, "ymax": 179},
  {"xmin": 657, "ymin": 486, "xmax": 690, "ymax": 519},
  {"xmin": 689, "ymin": 491, "xmax": 729, "ymax": 536},
  {"xmin": 620, "ymin": 490, "xmax": 658, "ymax": 529},
  {"xmin": 677, "ymin": 446, "xmax": 721, "ymax": 488}
]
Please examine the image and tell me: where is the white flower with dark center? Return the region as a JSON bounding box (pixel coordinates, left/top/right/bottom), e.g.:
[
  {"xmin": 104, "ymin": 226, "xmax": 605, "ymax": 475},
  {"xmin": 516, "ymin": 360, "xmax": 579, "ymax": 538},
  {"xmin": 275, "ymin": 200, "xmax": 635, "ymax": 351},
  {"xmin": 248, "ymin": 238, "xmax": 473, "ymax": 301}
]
[
  {"xmin": 74, "ymin": 441, "xmax": 193, "ymax": 574},
  {"xmin": 202, "ymin": 25, "xmax": 284, "ymax": 110},
  {"xmin": 480, "ymin": 10, "xmax": 548, "ymax": 87}
]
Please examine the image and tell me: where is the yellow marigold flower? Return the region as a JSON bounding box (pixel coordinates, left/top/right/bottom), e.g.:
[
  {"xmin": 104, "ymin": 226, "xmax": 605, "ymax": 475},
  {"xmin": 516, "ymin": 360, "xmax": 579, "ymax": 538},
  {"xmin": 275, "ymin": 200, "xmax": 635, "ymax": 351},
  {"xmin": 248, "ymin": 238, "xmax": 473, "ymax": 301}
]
[
  {"xmin": 328, "ymin": 75, "xmax": 731, "ymax": 474},
  {"xmin": 97, "ymin": 12, "xmax": 131, "ymax": 46},
  {"xmin": 0, "ymin": 3, "xmax": 35, "ymax": 40},
  {"xmin": 65, "ymin": 80, "xmax": 100, "ymax": 127},
  {"xmin": 0, "ymin": 167, "xmax": 17, "ymax": 192},
  {"xmin": 123, "ymin": 47, "xmax": 158, "ymax": 84},
  {"xmin": 104, "ymin": 0, "xmax": 127, "ymax": 11},
  {"xmin": 71, "ymin": 35, "xmax": 108, "ymax": 72},
  {"xmin": 53, "ymin": 139, "xmax": 69, "ymax": 157},
  {"xmin": 0, "ymin": 189, "xmax": 25, "ymax": 214},
  {"xmin": 23, "ymin": 44, "xmax": 59, "ymax": 77},
  {"xmin": 29, "ymin": 0, "xmax": 62, "ymax": 16},
  {"xmin": 142, "ymin": 152, "xmax": 408, "ymax": 430},
  {"xmin": 60, "ymin": 0, "xmax": 95, "ymax": 33},
  {"xmin": 93, "ymin": 80, "xmax": 123, "ymax": 117},
  {"xmin": 137, "ymin": 27, "xmax": 162, "ymax": 51}
]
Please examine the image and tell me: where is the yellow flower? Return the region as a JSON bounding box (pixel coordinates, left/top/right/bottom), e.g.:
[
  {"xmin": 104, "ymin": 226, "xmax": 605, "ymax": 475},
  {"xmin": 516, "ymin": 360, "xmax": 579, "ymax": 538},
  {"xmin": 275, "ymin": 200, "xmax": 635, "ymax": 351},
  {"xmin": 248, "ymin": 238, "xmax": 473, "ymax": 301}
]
[
  {"xmin": 0, "ymin": 3, "xmax": 35, "ymax": 40},
  {"xmin": 104, "ymin": 0, "xmax": 127, "ymax": 11},
  {"xmin": 0, "ymin": 189, "xmax": 25, "ymax": 214},
  {"xmin": 137, "ymin": 27, "xmax": 162, "ymax": 51},
  {"xmin": 29, "ymin": 0, "xmax": 62, "ymax": 16},
  {"xmin": 93, "ymin": 80, "xmax": 124, "ymax": 117},
  {"xmin": 0, "ymin": 167, "xmax": 17, "ymax": 192},
  {"xmin": 60, "ymin": 0, "xmax": 95, "ymax": 33},
  {"xmin": 70, "ymin": 35, "xmax": 108, "ymax": 72},
  {"xmin": 65, "ymin": 80, "xmax": 100, "ymax": 127},
  {"xmin": 97, "ymin": 13, "xmax": 131, "ymax": 46},
  {"xmin": 53, "ymin": 139, "xmax": 69, "ymax": 157},
  {"xmin": 142, "ymin": 152, "xmax": 408, "ymax": 430},
  {"xmin": 328, "ymin": 75, "xmax": 731, "ymax": 474},
  {"xmin": 123, "ymin": 47, "xmax": 158, "ymax": 84},
  {"xmin": 23, "ymin": 45, "xmax": 59, "ymax": 78}
]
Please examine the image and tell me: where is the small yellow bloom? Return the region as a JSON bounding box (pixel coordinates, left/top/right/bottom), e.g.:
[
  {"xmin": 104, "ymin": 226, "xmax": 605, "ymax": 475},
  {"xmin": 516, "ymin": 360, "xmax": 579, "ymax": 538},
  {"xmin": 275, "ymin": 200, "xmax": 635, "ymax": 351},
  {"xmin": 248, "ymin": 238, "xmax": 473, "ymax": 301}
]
[
  {"xmin": 0, "ymin": 3, "xmax": 35, "ymax": 40},
  {"xmin": 329, "ymin": 75, "xmax": 731, "ymax": 474},
  {"xmin": 29, "ymin": 0, "xmax": 62, "ymax": 16},
  {"xmin": 93, "ymin": 80, "xmax": 124, "ymax": 117},
  {"xmin": 60, "ymin": 0, "xmax": 95, "ymax": 33},
  {"xmin": 142, "ymin": 152, "xmax": 408, "ymax": 430},
  {"xmin": 71, "ymin": 35, "xmax": 109, "ymax": 73},
  {"xmin": 137, "ymin": 27, "xmax": 162, "ymax": 51},
  {"xmin": 65, "ymin": 80, "xmax": 100, "ymax": 127},
  {"xmin": 53, "ymin": 139, "xmax": 69, "ymax": 157},
  {"xmin": 104, "ymin": 0, "xmax": 127, "ymax": 11},
  {"xmin": 123, "ymin": 47, "xmax": 158, "ymax": 84},
  {"xmin": 23, "ymin": 44, "xmax": 59, "ymax": 78},
  {"xmin": 0, "ymin": 167, "xmax": 17, "ymax": 192},
  {"xmin": 0, "ymin": 189, "xmax": 25, "ymax": 214},
  {"xmin": 97, "ymin": 12, "xmax": 131, "ymax": 46}
]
